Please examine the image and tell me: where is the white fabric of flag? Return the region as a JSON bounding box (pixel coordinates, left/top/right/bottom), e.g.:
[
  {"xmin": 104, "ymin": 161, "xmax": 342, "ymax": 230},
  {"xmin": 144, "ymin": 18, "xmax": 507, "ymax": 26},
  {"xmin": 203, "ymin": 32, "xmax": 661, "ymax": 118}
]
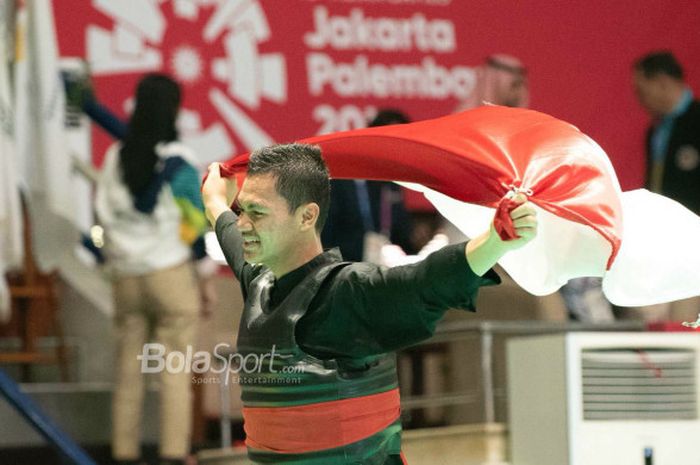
[
  {"xmin": 220, "ymin": 102, "xmax": 700, "ymax": 308},
  {"xmin": 406, "ymin": 183, "xmax": 700, "ymax": 307}
]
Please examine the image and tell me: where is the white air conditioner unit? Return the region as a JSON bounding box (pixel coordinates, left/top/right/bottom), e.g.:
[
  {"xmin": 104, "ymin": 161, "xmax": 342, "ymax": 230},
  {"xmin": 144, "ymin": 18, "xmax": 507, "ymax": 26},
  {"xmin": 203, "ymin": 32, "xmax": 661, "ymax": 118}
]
[{"xmin": 507, "ymin": 332, "xmax": 700, "ymax": 465}]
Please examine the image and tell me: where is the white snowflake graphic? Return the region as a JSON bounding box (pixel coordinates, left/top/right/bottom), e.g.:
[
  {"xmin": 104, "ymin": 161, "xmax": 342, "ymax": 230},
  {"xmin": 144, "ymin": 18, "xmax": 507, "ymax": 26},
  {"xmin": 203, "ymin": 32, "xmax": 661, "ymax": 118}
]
[
  {"xmin": 170, "ymin": 45, "xmax": 204, "ymax": 84},
  {"xmin": 86, "ymin": 0, "xmax": 287, "ymax": 167}
]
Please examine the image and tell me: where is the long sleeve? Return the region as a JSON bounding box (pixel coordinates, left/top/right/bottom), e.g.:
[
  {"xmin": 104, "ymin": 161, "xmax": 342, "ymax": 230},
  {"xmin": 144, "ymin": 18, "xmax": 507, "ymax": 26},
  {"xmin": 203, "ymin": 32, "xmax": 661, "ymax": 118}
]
[
  {"xmin": 83, "ymin": 98, "xmax": 127, "ymax": 140},
  {"xmin": 169, "ymin": 163, "xmax": 209, "ymax": 260},
  {"xmin": 297, "ymin": 242, "xmax": 500, "ymax": 359}
]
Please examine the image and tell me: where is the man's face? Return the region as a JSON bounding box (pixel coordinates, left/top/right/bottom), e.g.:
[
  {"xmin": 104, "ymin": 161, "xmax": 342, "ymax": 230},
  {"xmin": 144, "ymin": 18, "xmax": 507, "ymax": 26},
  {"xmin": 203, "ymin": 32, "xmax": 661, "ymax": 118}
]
[
  {"xmin": 633, "ymin": 70, "xmax": 668, "ymax": 117},
  {"xmin": 501, "ymin": 74, "xmax": 528, "ymax": 108},
  {"xmin": 235, "ymin": 173, "xmax": 299, "ymax": 270}
]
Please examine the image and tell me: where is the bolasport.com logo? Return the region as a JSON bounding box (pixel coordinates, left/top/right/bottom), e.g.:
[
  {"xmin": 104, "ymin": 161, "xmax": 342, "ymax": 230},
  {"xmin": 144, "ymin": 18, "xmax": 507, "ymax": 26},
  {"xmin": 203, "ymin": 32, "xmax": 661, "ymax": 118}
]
[
  {"xmin": 87, "ymin": 0, "xmax": 287, "ymax": 167},
  {"xmin": 137, "ymin": 343, "xmax": 304, "ymax": 386}
]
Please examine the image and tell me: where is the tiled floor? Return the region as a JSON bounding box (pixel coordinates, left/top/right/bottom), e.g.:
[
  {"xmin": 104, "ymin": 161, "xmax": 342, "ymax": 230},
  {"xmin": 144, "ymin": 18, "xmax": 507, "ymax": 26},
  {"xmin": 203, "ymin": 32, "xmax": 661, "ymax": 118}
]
[
  {"xmin": 196, "ymin": 423, "xmax": 510, "ymax": 465},
  {"xmin": 402, "ymin": 424, "xmax": 508, "ymax": 465}
]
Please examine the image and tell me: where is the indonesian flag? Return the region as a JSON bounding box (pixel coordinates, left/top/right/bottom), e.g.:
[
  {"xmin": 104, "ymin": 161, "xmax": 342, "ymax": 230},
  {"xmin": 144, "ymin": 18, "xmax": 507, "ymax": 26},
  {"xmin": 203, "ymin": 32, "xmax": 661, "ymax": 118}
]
[{"xmin": 215, "ymin": 106, "xmax": 700, "ymax": 307}]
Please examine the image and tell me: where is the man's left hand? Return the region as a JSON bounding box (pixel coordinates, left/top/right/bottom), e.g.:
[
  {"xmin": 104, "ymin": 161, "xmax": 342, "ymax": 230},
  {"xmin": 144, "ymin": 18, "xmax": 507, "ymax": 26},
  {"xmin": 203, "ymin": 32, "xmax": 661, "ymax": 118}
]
[{"xmin": 497, "ymin": 193, "xmax": 538, "ymax": 251}]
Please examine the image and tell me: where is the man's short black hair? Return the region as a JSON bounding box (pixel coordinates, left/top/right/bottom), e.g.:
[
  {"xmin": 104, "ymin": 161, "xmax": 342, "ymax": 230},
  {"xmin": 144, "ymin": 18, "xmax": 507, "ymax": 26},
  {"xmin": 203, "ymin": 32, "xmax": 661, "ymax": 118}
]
[
  {"xmin": 247, "ymin": 143, "xmax": 330, "ymax": 232},
  {"xmin": 634, "ymin": 51, "xmax": 684, "ymax": 80}
]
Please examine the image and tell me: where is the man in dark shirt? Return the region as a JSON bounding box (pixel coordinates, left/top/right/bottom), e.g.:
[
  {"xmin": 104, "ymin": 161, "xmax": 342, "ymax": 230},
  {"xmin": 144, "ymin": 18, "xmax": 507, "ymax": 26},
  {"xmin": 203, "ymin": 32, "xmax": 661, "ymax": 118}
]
[
  {"xmin": 321, "ymin": 109, "xmax": 415, "ymax": 261},
  {"xmin": 202, "ymin": 143, "xmax": 537, "ymax": 464},
  {"xmin": 631, "ymin": 51, "xmax": 700, "ymax": 323},
  {"xmin": 633, "ymin": 51, "xmax": 700, "ymax": 213}
]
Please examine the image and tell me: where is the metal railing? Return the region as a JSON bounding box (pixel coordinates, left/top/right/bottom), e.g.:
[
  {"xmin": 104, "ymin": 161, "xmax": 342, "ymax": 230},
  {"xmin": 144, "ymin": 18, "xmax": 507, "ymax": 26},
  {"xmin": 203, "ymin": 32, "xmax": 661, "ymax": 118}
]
[
  {"xmin": 400, "ymin": 319, "xmax": 645, "ymax": 423},
  {"xmin": 0, "ymin": 368, "xmax": 98, "ymax": 465}
]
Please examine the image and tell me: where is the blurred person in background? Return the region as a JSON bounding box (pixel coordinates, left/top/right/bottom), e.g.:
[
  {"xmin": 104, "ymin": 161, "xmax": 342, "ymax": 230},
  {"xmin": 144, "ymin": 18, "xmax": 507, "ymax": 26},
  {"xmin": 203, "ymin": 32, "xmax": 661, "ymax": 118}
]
[
  {"xmin": 444, "ymin": 54, "xmax": 530, "ymax": 245},
  {"xmin": 629, "ymin": 50, "xmax": 700, "ymax": 323},
  {"xmin": 457, "ymin": 54, "xmax": 613, "ymax": 323},
  {"xmin": 88, "ymin": 74, "xmax": 215, "ymax": 465},
  {"xmin": 634, "ymin": 51, "xmax": 700, "ymax": 213},
  {"xmin": 455, "ymin": 54, "xmax": 529, "ymax": 112},
  {"xmin": 321, "ymin": 109, "xmax": 415, "ymax": 262}
]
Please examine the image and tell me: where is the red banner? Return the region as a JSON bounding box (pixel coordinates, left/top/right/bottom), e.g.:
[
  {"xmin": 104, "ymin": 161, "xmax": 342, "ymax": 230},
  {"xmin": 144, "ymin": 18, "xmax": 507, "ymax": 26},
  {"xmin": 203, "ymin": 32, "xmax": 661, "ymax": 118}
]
[{"xmin": 54, "ymin": 0, "xmax": 700, "ymax": 190}]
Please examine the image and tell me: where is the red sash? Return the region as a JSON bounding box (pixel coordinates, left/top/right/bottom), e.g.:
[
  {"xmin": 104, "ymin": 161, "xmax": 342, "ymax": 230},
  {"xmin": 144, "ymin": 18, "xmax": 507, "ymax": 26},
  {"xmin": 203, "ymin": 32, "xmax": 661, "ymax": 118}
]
[{"xmin": 243, "ymin": 388, "xmax": 401, "ymax": 454}]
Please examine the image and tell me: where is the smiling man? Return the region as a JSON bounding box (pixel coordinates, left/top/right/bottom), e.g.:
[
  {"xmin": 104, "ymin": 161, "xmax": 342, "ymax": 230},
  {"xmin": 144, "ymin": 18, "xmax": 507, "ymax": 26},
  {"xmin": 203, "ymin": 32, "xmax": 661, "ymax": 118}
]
[{"xmin": 202, "ymin": 143, "xmax": 537, "ymax": 465}]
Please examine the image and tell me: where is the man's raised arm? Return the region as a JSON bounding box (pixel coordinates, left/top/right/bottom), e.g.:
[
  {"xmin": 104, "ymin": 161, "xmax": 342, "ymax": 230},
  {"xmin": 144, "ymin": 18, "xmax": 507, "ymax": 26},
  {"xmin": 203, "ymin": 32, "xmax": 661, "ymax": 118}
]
[
  {"xmin": 202, "ymin": 163, "xmax": 237, "ymax": 227},
  {"xmin": 202, "ymin": 163, "xmax": 249, "ymax": 281}
]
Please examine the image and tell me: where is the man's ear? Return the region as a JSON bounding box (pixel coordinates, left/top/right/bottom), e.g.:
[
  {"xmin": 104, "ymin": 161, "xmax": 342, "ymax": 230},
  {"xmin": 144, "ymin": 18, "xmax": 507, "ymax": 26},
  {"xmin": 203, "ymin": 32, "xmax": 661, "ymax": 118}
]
[{"xmin": 298, "ymin": 202, "xmax": 320, "ymax": 231}]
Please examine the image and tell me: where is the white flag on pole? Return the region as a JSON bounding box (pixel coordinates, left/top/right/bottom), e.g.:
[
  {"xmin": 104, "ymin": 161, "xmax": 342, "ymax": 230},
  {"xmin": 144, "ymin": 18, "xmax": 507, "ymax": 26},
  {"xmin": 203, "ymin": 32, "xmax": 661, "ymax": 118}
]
[
  {"xmin": 14, "ymin": 0, "xmax": 80, "ymax": 272},
  {"xmin": 0, "ymin": 0, "xmax": 23, "ymax": 322}
]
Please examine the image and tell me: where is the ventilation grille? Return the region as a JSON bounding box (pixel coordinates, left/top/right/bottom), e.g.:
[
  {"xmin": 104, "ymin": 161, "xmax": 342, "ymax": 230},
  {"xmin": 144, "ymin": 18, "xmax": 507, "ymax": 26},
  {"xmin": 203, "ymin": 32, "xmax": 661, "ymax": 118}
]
[{"xmin": 581, "ymin": 348, "xmax": 697, "ymax": 421}]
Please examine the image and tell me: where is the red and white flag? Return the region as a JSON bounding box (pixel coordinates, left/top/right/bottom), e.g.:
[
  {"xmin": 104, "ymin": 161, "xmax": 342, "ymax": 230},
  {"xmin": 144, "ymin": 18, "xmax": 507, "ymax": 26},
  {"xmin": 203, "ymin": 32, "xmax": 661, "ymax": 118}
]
[{"xmin": 217, "ymin": 106, "xmax": 700, "ymax": 306}]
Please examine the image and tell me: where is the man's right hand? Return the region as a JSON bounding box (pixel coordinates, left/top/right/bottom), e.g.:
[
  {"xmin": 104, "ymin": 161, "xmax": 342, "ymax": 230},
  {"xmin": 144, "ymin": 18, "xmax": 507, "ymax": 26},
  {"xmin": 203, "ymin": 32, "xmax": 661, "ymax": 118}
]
[{"xmin": 202, "ymin": 163, "xmax": 238, "ymax": 226}]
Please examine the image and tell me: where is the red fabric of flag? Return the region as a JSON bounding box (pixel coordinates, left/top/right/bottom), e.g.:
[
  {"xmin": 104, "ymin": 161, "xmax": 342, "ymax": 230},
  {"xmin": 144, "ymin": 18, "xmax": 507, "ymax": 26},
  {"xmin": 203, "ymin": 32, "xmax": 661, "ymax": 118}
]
[{"xmin": 215, "ymin": 106, "xmax": 623, "ymax": 269}]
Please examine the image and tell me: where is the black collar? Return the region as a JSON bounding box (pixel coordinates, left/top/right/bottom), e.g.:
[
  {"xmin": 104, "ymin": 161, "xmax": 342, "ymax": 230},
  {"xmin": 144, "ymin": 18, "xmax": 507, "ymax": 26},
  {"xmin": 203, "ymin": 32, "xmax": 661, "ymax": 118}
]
[{"xmin": 269, "ymin": 248, "xmax": 343, "ymax": 308}]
